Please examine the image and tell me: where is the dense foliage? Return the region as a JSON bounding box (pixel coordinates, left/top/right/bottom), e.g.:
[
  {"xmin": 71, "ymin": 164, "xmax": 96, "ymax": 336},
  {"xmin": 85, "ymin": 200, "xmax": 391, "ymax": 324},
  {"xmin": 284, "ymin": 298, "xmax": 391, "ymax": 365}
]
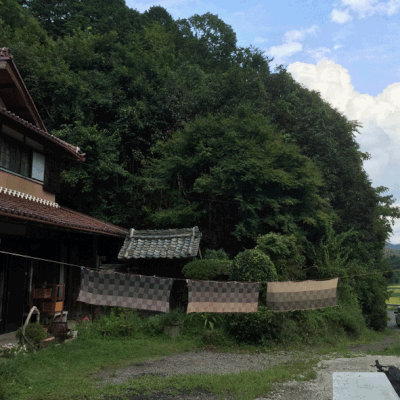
[
  {"xmin": 1, "ymin": 0, "xmax": 399, "ymax": 329},
  {"xmin": 387, "ymin": 254, "xmax": 400, "ymax": 283},
  {"xmin": 182, "ymin": 259, "xmax": 231, "ymax": 281}
]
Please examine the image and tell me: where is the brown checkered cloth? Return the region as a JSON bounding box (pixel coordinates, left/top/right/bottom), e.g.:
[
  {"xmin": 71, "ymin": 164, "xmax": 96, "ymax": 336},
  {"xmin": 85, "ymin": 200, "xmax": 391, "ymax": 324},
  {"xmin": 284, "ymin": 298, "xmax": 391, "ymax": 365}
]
[
  {"xmin": 266, "ymin": 278, "xmax": 338, "ymax": 312},
  {"xmin": 77, "ymin": 268, "xmax": 173, "ymax": 313},
  {"xmin": 186, "ymin": 280, "xmax": 260, "ymax": 313}
]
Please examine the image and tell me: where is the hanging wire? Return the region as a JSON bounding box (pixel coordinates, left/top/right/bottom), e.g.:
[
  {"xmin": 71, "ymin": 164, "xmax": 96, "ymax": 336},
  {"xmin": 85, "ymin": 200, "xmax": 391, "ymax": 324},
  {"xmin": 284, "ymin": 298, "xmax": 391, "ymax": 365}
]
[
  {"xmin": 0, "ymin": 250, "xmax": 97, "ymax": 270},
  {"xmin": 0, "ymin": 249, "xmax": 394, "ymax": 283}
]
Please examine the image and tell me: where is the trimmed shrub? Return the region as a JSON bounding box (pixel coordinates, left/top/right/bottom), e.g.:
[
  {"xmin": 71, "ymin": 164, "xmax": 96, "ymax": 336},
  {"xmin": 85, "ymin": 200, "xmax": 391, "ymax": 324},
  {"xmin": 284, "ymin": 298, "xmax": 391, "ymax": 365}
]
[
  {"xmin": 16, "ymin": 323, "xmax": 46, "ymax": 347},
  {"xmin": 182, "ymin": 259, "xmax": 231, "ymax": 280},
  {"xmin": 230, "ymin": 248, "xmax": 277, "ymax": 282},
  {"xmin": 229, "ymin": 248, "xmax": 277, "ymax": 304}
]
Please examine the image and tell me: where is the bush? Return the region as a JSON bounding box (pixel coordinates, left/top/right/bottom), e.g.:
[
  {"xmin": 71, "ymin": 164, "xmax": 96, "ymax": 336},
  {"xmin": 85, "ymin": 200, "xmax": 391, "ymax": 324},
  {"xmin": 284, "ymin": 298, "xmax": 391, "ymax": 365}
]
[
  {"xmin": 162, "ymin": 310, "xmax": 185, "ymax": 326},
  {"xmin": 225, "ymin": 281, "xmax": 366, "ymax": 346},
  {"xmin": 203, "ymin": 249, "xmax": 229, "ymax": 260},
  {"xmin": 354, "ymin": 273, "xmax": 388, "ymax": 331},
  {"xmin": 16, "ymin": 323, "xmax": 47, "ymax": 347},
  {"xmin": 202, "ymin": 329, "xmax": 224, "ymax": 346},
  {"xmin": 229, "ymin": 248, "xmax": 277, "ymax": 304},
  {"xmin": 225, "ymin": 307, "xmax": 280, "ymax": 344},
  {"xmin": 230, "ymin": 248, "xmax": 277, "ymax": 282},
  {"xmin": 225, "ymin": 300, "xmax": 366, "ymax": 346},
  {"xmin": 256, "ymin": 233, "xmax": 305, "ymax": 280},
  {"xmin": 0, "ymin": 381, "xmax": 5, "ymax": 400},
  {"xmin": 183, "ymin": 259, "xmax": 231, "ymax": 280},
  {"xmin": 141, "ymin": 314, "xmax": 165, "ymax": 336},
  {"xmin": 76, "ymin": 308, "xmax": 141, "ymax": 339}
]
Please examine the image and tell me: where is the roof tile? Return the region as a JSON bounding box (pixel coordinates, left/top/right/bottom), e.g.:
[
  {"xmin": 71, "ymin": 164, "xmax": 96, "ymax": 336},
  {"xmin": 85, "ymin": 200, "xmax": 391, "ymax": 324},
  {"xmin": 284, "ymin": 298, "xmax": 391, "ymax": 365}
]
[
  {"xmin": 0, "ymin": 191, "xmax": 128, "ymax": 237},
  {"xmin": 118, "ymin": 227, "xmax": 202, "ymax": 260}
]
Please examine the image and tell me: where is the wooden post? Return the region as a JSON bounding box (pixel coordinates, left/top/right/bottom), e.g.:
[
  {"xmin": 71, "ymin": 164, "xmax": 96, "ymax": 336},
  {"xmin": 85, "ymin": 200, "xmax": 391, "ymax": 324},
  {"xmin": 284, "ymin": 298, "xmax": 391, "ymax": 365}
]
[{"xmin": 92, "ymin": 235, "xmax": 101, "ymax": 321}]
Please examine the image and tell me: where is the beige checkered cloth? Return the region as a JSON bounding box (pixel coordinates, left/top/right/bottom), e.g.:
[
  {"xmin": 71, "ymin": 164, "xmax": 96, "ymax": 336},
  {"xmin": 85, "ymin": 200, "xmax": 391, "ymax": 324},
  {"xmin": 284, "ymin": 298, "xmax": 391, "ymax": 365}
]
[
  {"xmin": 267, "ymin": 278, "xmax": 338, "ymax": 311},
  {"xmin": 187, "ymin": 280, "xmax": 260, "ymax": 313}
]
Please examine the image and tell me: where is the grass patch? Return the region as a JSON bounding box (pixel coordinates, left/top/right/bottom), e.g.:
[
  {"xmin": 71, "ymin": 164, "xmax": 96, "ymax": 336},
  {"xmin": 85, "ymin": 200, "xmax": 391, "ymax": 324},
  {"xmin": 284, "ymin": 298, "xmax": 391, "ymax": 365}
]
[
  {"xmin": 0, "ymin": 336, "xmax": 199, "ymax": 400},
  {"xmin": 387, "ymin": 286, "xmax": 400, "ymax": 305},
  {"xmin": 387, "ymin": 296, "xmax": 400, "ymax": 304}
]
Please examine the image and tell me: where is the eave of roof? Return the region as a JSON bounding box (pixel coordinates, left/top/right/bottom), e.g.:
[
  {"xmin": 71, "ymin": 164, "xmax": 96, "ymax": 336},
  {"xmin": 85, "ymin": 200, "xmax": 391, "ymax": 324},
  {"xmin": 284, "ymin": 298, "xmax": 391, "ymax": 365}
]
[
  {"xmin": 0, "ymin": 47, "xmax": 47, "ymax": 131},
  {"xmin": 0, "ymin": 48, "xmax": 85, "ymax": 162},
  {"xmin": 0, "ymin": 107, "xmax": 85, "ymax": 162},
  {"xmin": 0, "ymin": 189, "xmax": 128, "ymax": 237}
]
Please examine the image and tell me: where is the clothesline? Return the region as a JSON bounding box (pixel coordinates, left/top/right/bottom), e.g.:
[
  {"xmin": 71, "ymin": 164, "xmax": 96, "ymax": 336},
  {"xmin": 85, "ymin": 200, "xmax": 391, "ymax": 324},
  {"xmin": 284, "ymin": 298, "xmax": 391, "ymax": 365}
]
[
  {"xmin": 0, "ymin": 249, "xmax": 394, "ymax": 282},
  {"xmin": 78, "ymin": 268, "xmax": 339, "ymax": 313}
]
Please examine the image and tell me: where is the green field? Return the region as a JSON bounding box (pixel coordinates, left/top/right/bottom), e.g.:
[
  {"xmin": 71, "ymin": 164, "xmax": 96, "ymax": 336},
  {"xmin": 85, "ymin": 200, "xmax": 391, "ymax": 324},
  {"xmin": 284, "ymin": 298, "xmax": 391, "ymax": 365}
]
[{"xmin": 387, "ymin": 285, "xmax": 400, "ymax": 304}]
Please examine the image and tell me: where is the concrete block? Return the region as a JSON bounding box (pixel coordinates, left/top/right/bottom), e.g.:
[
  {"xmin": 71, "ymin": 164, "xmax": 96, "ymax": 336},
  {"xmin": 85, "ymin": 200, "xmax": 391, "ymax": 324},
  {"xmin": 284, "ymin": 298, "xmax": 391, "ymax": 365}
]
[{"xmin": 333, "ymin": 372, "xmax": 399, "ymax": 399}]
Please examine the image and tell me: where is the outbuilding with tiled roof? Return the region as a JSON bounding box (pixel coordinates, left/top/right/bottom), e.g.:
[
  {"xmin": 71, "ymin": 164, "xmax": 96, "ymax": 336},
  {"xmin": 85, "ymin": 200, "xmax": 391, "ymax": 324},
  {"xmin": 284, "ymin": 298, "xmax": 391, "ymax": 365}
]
[{"xmin": 118, "ymin": 227, "xmax": 202, "ymax": 261}]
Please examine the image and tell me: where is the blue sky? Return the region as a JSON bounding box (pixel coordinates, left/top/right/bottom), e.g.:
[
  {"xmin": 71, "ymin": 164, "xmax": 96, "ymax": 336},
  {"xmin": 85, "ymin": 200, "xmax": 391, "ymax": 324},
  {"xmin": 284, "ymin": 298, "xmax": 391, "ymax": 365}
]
[{"xmin": 127, "ymin": 0, "xmax": 400, "ymax": 243}]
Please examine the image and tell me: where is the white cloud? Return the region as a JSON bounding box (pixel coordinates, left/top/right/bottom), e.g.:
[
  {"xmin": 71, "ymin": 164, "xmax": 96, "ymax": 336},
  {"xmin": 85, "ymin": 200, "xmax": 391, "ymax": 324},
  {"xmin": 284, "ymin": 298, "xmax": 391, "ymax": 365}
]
[
  {"xmin": 268, "ymin": 25, "xmax": 318, "ymax": 66},
  {"xmin": 269, "ymin": 43, "xmax": 303, "ymax": 64},
  {"xmin": 331, "ymin": 0, "xmax": 400, "ymax": 23},
  {"xmin": 333, "ymin": 44, "xmax": 344, "ymax": 50},
  {"xmin": 287, "ymin": 60, "xmax": 400, "ymax": 242},
  {"xmin": 331, "ymin": 8, "xmax": 353, "ymax": 23},
  {"xmin": 307, "ymin": 47, "xmax": 332, "ymax": 61},
  {"xmin": 283, "ymin": 25, "xmax": 318, "ymax": 43},
  {"xmin": 254, "ymin": 36, "xmax": 268, "ymax": 44}
]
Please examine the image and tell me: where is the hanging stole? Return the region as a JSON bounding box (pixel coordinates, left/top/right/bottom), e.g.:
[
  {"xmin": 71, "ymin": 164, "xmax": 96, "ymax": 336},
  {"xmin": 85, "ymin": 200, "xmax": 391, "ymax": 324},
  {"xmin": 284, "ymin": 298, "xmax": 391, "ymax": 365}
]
[
  {"xmin": 77, "ymin": 268, "xmax": 173, "ymax": 313},
  {"xmin": 187, "ymin": 280, "xmax": 260, "ymax": 313},
  {"xmin": 267, "ymin": 278, "xmax": 338, "ymax": 312}
]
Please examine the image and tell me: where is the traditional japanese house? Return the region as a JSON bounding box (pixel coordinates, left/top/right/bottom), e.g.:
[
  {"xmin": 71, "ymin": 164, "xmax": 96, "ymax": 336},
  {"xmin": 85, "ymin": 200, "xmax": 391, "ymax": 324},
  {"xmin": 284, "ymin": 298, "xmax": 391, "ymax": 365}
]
[{"xmin": 0, "ymin": 48, "xmax": 128, "ymax": 333}]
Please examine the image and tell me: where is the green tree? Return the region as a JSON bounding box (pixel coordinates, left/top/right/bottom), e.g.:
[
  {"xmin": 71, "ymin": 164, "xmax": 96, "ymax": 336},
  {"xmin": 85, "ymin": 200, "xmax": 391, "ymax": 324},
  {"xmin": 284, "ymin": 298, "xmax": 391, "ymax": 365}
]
[
  {"xmin": 256, "ymin": 233, "xmax": 306, "ymax": 280},
  {"xmin": 53, "ymin": 124, "xmax": 135, "ymax": 224},
  {"xmin": 144, "ymin": 107, "xmax": 332, "ymax": 251}
]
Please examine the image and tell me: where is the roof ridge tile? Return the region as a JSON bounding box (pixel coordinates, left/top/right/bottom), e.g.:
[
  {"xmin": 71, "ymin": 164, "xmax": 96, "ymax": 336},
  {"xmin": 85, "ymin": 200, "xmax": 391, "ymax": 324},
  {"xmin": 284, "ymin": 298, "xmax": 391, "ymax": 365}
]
[{"xmin": 0, "ymin": 186, "xmax": 59, "ymax": 208}]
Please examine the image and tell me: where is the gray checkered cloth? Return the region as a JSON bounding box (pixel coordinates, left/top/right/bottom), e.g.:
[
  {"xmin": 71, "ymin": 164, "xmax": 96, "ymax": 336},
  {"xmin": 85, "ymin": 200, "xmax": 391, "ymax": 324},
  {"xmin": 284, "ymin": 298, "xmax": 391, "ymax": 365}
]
[
  {"xmin": 77, "ymin": 268, "xmax": 173, "ymax": 313},
  {"xmin": 187, "ymin": 280, "xmax": 260, "ymax": 313},
  {"xmin": 267, "ymin": 278, "xmax": 338, "ymax": 312}
]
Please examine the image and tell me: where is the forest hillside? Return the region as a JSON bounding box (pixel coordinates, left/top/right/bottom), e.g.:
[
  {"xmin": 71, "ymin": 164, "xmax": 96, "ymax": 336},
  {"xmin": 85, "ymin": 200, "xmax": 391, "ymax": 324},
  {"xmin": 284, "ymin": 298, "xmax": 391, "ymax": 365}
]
[{"xmin": 1, "ymin": 0, "xmax": 400, "ymax": 330}]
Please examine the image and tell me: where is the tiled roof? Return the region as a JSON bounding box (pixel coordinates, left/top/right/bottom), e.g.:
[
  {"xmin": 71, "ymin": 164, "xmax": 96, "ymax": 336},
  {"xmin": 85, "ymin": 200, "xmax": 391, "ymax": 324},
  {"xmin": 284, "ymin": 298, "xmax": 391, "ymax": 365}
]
[
  {"xmin": 0, "ymin": 107, "xmax": 85, "ymax": 162},
  {"xmin": 118, "ymin": 227, "xmax": 202, "ymax": 260},
  {"xmin": 0, "ymin": 189, "xmax": 128, "ymax": 237}
]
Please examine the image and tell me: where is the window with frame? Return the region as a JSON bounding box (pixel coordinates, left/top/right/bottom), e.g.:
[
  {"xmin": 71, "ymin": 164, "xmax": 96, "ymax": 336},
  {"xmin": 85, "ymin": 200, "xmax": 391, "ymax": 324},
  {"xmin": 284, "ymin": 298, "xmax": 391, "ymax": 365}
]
[{"xmin": 0, "ymin": 134, "xmax": 46, "ymax": 182}]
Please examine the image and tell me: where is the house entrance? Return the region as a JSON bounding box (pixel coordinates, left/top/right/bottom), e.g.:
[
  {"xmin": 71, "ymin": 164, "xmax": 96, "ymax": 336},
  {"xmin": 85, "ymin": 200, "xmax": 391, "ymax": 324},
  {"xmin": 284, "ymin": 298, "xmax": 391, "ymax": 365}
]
[{"xmin": 0, "ymin": 253, "xmax": 30, "ymax": 333}]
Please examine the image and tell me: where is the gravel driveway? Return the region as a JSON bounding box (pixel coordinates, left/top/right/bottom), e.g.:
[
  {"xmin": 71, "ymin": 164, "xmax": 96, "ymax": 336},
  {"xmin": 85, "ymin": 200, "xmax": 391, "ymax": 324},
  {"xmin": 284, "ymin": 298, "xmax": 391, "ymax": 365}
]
[{"xmin": 94, "ymin": 351, "xmax": 296, "ymax": 387}]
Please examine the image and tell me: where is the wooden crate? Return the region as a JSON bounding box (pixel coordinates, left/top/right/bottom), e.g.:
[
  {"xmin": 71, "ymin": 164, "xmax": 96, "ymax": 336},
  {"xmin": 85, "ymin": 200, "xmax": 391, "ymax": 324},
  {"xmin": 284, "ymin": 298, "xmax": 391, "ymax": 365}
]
[{"xmin": 32, "ymin": 288, "xmax": 53, "ymax": 299}]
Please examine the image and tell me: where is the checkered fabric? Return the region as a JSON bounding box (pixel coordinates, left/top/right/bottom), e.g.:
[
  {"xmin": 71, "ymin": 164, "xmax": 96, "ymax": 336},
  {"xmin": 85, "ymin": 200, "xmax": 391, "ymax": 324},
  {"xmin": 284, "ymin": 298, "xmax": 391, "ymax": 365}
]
[
  {"xmin": 77, "ymin": 268, "xmax": 173, "ymax": 312},
  {"xmin": 186, "ymin": 280, "xmax": 260, "ymax": 313},
  {"xmin": 266, "ymin": 278, "xmax": 338, "ymax": 312}
]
